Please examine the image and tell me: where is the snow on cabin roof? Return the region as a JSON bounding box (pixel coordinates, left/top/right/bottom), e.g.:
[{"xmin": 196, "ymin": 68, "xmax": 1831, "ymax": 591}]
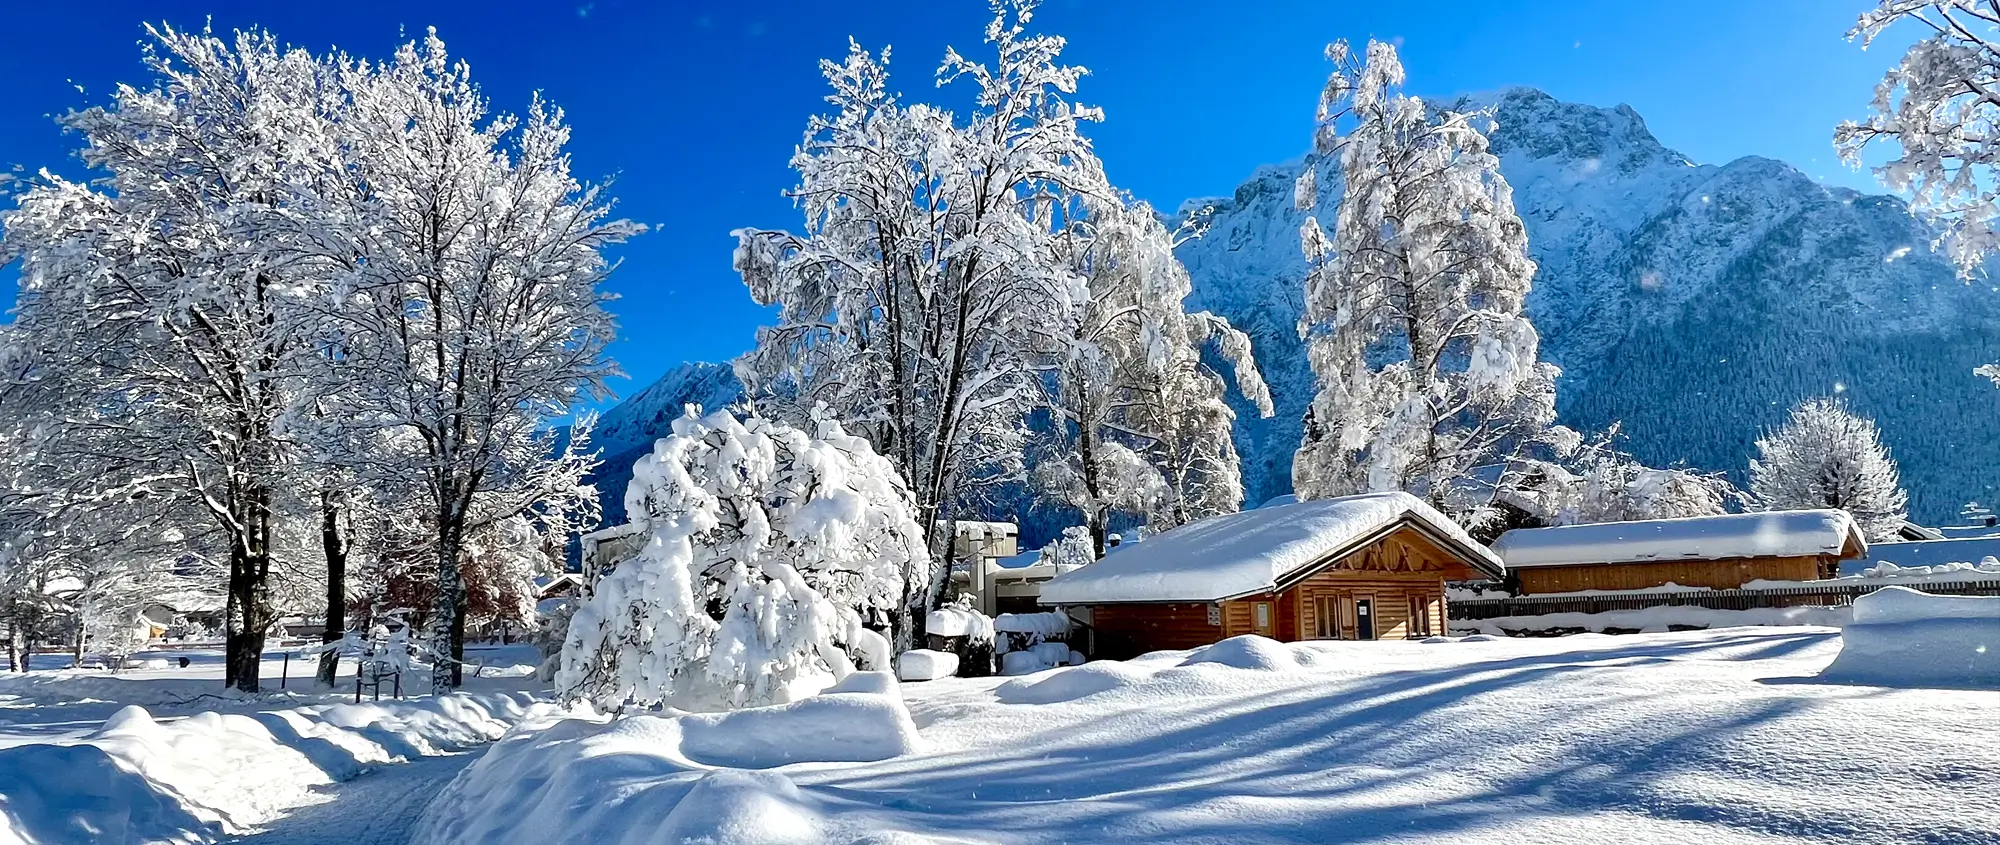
[
  {"xmin": 1490, "ymin": 509, "xmax": 1866, "ymax": 569},
  {"xmin": 1038, "ymin": 492, "xmax": 1502, "ymax": 605}
]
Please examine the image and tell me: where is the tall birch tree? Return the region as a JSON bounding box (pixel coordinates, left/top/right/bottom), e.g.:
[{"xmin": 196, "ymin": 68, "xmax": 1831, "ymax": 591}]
[{"xmin": 1291, "ymin": 40, "xmax": 1562, "ymax": 524}]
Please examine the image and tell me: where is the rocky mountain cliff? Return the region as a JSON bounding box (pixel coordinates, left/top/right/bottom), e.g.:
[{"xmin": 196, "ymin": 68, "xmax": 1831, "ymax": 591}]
[{"xmin": 1176, "ymin": 87, "xmax": 1999, "ymax": 524}]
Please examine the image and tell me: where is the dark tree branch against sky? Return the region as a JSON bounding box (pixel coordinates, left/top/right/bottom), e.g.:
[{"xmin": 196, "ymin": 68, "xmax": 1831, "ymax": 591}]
[{"xmin": 0, "ymin": 0, "xmax": 1921, "ymax": 405}]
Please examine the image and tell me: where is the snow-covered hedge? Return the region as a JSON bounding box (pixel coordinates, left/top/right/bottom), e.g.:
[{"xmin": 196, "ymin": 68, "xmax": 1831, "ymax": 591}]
[
  {"xmin": 558, "ymin": 408, "xmax": 926, "ymax": 712},
  {"xmin": 0, "ymin": 692, "xmax": 545, "ymax": 845},
  {"xmin": 1819, "ymin": 586, "xmax": 1999, "ymax": 688},
  {"xmin": 896, "ymin": 649, "xmax": 959, "ymax": 682}
]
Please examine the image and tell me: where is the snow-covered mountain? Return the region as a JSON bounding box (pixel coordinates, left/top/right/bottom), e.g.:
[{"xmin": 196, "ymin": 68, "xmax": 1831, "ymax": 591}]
[
  {"xmin": 589, "ymin": 88, "xmax": 1997, "ymax": 529},
  {"xmin": 585, "ymin": 361, "xmax": 742, "ymax": 525},
  {"xmin": 1177, "ymin": 87, "xmax": 2000, "ymax": 524}
]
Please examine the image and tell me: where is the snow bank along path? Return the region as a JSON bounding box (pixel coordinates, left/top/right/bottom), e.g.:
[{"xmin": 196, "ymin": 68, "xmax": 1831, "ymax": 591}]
[
  {"xmin": 414, "ymin": 629, "xmax": 1998, "ymax": 845},
  {"xmin": 0, "ymin": 691, "xmax": 549, "ymax": 845},
  {"xmin": 413, "ymin": 672, "xmax": 921, "ymax": 845}
]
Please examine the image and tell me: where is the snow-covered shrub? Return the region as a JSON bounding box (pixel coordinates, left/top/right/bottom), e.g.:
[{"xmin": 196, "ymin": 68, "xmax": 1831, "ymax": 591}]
[
  {"xmin": 557, "ymin": 408, "xmax": 927, "ymax": 711},
  {"xmin": 993, "ymin": 611, "xmax": 1073, "ymax": 656},
  {"xmin": 925, "ymin": 596, "xmax": 995, "ymax": 677}
]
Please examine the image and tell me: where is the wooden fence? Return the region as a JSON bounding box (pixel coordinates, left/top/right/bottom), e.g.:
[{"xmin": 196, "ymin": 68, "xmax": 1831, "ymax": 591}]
[{"xmin": 1447, "ymin": 580, "xmax": 2000, "ymax": 622}]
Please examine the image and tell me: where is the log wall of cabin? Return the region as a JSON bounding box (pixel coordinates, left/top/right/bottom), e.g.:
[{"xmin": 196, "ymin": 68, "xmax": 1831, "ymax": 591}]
[
  {"xmin": 1089, "ymin": 602, "xmax": 1225, "ymax": 659},
  {"xmin": 1513, "ymin": 555, "xmax": 1832, "ymax": 594}
]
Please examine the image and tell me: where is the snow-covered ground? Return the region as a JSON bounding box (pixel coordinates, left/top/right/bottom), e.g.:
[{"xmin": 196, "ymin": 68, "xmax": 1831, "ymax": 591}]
[
  {"xmin": 0, "ymin": 643, "xmax": 551, "ymax": 845},
  {"xmin": 416, "ymin": 626, "xmax": 2000, "ymax": 845}
]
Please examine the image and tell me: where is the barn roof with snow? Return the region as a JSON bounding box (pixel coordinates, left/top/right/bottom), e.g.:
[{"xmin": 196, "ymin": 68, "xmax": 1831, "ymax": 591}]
[
  {"xmin": 1038, "ymin": 491, "xmax": 1503, "ymax": 605},
  {"xmin": 1490, "ymin": 509, "xmax": 1867, "ymax": 569}
]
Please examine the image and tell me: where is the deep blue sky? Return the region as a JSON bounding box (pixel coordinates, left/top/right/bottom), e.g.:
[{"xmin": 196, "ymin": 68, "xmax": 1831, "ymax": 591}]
[{"xmin": 0, "ymin": 0, "xmax": 1917, "ymax": 407}]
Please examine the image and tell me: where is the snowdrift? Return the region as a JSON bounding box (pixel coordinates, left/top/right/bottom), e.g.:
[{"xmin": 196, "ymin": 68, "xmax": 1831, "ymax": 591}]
[
  {"xmin": 411, "ymin": 683, "xmax": 921, "ymax": 845},
  {"xmin": 0, "ymin": 692, "xmax": 544, "ymax": 845},
  {"xmin": 1818, "ymin": 586, "xmax": 2000, "ymax": 689}
]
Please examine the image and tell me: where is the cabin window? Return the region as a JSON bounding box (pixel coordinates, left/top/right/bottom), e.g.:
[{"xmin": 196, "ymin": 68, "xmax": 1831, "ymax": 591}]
[
  {"xmin": 1313, "ymin": 595, "xmax": 1340, "ymax": 639},
  {"xmin": 1408, "ymin": 595, "xmax": 1433, "ymax": 637},
  {"xmin": 1252, "ymin": 601, "xmax": 1273, "ymax": 635}
]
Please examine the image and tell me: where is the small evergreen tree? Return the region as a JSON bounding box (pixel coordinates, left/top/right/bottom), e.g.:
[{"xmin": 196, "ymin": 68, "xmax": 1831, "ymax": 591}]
[{"xmin": 1749, "ymin": 398, "xmax": 1909, "ymax": 541}]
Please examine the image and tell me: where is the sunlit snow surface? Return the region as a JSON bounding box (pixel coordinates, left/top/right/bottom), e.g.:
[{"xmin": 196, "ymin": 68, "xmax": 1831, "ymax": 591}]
[{"xmin": 418, "ymin": 628, "xmax": 1999, "ymax": 845}]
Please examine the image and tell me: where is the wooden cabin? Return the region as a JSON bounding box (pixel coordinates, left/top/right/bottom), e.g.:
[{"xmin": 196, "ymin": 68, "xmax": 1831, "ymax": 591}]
[
  {"xmin": 1489, "ymin": 510, "xmax": 1868, "ymax": 594},
  {"xmin": 1038, "ymin": 492, "xmax": 1505, "ymax": 659}
]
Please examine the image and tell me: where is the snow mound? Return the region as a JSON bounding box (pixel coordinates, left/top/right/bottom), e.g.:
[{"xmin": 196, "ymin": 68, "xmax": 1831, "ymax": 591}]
[
  {"xmin": 673, "ymin": 692, "xmax": 923, "ymax": 768},
  {"xmin": 897, "ymin": 649, "xmax": 959, "ymax": 681},
  {"xmin": 1178, "ymin": 635, "xmax": 1299, "ymax": 671},
  {"xmin": 0, "ymin": 692, "xmax": 544, "ymax": 845},
  {"xmin": 657, "ymin": 769, "xmax": 822, "ymax": 845},
  {"xmin": 995, "ymin": 661, "xmax": 1154, "ymax": 705},
  {"xmin": 1819, "ymin": 587, "xmax": 2000, "ymax": 689},
  {"xmin": 412, "ymin": 687, "xmax": 921, "ymax": 845},
  {"xmin": 999, "ymin": 642, "xmax": 1079, "ymax": 676},
  {"xmin": 0, "ymin": 742, "xmax": 218, "ymax": 845},
  {"xmin": 825, "ymin": 670, "xmax": 900, "ymax": 698}
]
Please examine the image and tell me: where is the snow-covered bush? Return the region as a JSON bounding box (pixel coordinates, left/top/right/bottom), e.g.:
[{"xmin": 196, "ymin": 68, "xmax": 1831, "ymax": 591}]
[
  {"xmin": 557, "ymin": 408, "xmax": 926, "ymax": 712},
  {"xmin": 993, "ymin": 611, "xmax": 1073, "ymax": 656},
  {"xmin": 1749, "ymin": 398, "xmax": 1909, "ymax": 541},
  {"xmin": 925, "ymin": 596, "xmax": 995, "ymax": 677}
]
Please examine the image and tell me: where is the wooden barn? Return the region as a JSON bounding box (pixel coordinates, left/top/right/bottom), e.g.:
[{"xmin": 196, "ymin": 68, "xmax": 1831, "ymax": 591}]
[
  {"xmin": 1489, "ymin": 510, "xmax": 1868, "ymax": 594},
  {"xmin": 1038, "ymin": 492, "xmax": 1505, "ymax": 659}
]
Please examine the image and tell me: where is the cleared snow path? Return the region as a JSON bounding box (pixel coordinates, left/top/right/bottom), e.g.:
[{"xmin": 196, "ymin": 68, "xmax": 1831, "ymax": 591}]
[{"xmin": 222, "ymin": 752, "xmax": 479, "ymax": 845}]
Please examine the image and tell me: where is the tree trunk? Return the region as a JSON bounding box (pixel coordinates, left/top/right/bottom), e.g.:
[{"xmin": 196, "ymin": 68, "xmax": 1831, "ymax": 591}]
[
  {"xmin": 316, "ymin": 489, "xmax": 349, "ymax": 687},
  {"xmin": 5, "ymin": 608, "xmax": 21, "ymax": 673},
  {"xmin": 430, "ymin": 511, "xmax": 466, "ymax": 694},
  {"xmin": 224, "ymin": 491, "xmax": 275, "ymax": 694}
]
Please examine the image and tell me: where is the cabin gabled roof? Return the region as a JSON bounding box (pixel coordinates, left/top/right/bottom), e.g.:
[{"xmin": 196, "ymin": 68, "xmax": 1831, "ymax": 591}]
[
  {"xmin": 1490, "ymin": 509, "xmax": 1867, "ymax": 569},
  {"xmin": 1038, "ymin": 492, "xmax": 1503, "ymax": 605}
]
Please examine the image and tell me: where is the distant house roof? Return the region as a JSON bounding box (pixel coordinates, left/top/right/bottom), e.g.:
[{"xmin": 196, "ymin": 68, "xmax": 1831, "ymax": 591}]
[
  {"xmin": 1490, "ymin": 510, "xmax": 1866, "ymax": 569},
  {"xmin": 1893, "ymin": 521, "xmax": 1946, "ymax": 542},
  {"xmin": 1039, "ymin": 492, "xmax": 1502, "ymax": 605}
]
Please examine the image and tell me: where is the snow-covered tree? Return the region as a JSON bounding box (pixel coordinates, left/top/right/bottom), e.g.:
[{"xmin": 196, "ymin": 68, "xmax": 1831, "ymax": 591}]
[
  {"xmin": 1749, "ymin": 398, "xmax": 1910, "ymax": 541},
  {"xmin": 1839, "ymin": 3, "xmax": 2000, "ymax": 393},
  {"xmin": 732, "ymin": 2, "xmax": 1108, "ymax": 634},
  {"xmin": 558, "ymin": 408, "xmax": 921, "ymax": 711},
  {"xmin": 1838, "ymin": 1, "xmax": 2000, "ymax": 275},
  {"xmin": 1, "ymin": 26, "xmax": 345, "ymax": 690},
  {"xmin": 1291, "ymin": 40, "xmax": 1562, "ymax": 525},
  {"xmin": 1035, "ymin": 200, "xmax": 1272, "ymax": 555},
  {"xmin": 325, "ymin": 31, "xmax": 633, "ymax": 693},
  {"xmin": 1499, "ymin": 427, "xmax": 1738, "ymax": 527},
  {"xmin": 1035, "ymin": 526, "xmax": 1096, "ymax": 571}
]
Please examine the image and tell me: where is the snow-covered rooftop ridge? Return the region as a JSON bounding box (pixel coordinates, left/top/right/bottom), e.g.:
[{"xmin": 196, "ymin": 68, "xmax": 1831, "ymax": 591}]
[
  {"xmin": 1490, "ymin": 509, "xmax": 1865, "ymax": 569},
  {"xmin": 1039, "ymin": 491, "xmax": 1500, "ymax": 605}
]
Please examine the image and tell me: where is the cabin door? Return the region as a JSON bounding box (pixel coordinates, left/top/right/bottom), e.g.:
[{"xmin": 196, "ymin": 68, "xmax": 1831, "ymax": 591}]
[
  {"xmin": 1252, "ymin": 601, "xmax": 1275, "ymax": 637},
  {"xmin": 1355, "ymin": 599, "xmax": 1375, "ymax": 641}
]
